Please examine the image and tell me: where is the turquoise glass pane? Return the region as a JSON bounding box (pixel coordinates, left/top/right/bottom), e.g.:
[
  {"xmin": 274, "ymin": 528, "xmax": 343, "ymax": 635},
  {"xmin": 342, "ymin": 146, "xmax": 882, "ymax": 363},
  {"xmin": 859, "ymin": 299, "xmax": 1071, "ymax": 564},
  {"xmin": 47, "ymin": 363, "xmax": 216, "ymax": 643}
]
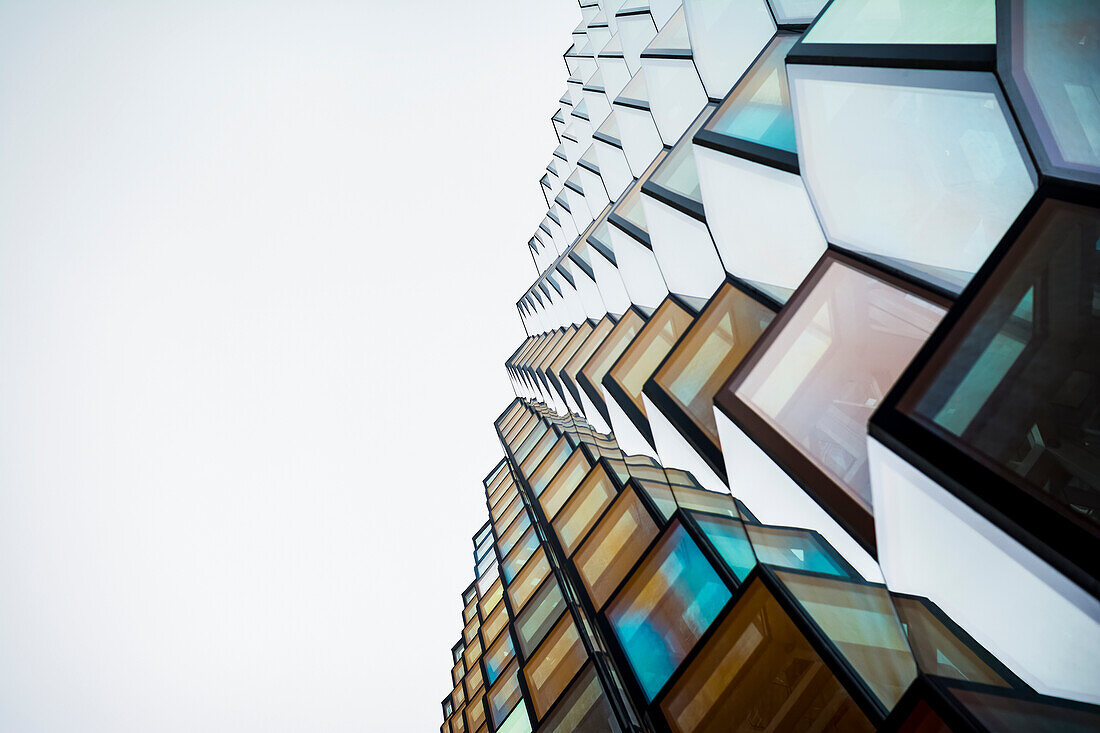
[
  {"xmin": 694, "ymin": 514, "xmax": 758, "ymax": 582},
  {"xmin": 484, "ymin": 633, "xmax": 514, "ymax": 687},
  {"xmin": 607, "ymin": 523, "xmax": 731, "ymax": 700},
  {"xmin": 704, "ymin": 34, "xmax": 799, "ymax": 153},
  {"xmin": 803, "ymin": 0, "xmax": 995, "ymax": 44}
]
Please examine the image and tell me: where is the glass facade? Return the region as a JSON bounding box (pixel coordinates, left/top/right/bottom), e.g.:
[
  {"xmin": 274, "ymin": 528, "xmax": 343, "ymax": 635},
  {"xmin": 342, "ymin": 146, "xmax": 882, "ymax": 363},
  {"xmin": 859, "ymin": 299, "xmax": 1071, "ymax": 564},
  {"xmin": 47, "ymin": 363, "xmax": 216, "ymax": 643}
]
[{"xmin": 441, "ymin": 3, "xmax": 1100, "ymax": 731}]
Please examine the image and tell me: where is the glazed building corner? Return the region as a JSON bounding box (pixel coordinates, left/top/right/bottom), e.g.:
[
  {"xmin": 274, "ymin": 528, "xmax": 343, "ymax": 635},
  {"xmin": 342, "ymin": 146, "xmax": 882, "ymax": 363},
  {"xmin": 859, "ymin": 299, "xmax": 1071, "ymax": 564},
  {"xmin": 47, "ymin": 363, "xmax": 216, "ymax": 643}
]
[{"xmin": 441, "ymin": 0, "xmax": 1100, "ymax": 731}]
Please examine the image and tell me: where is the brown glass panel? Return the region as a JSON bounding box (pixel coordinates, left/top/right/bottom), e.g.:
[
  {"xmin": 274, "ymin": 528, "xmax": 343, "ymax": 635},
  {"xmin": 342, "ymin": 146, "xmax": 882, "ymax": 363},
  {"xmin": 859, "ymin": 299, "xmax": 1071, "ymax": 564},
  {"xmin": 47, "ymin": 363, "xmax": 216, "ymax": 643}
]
[
  {"xmin": 652, "ymin": 283, "xmax": 776, "ymax": 446},
  {"xmin": 528, "ymin": 436, "xmax": 574, "ymax": 497},
  {"xmin": 580, "ymin": 310, "xmax": 647, "ymax": 400},
  {"xmin": 466, "ymin": 690, "xmax": 486, "ymax": 732},
  {"xmin": 574, "ymin": 485, "xmax": 659, "ymax": 608},
  {"xmin": 479, "ymin": 579, "xmax": 503, "ymax": 619},
  {"xmin": 525, "ymin": 613, "xmax": 588, "ymax": 718},
  {"xmin": 608, "ymin": 299, "xmax": 694, "ymax": 415},
  {"xmin": 553, "ymin": 463, "xmax": 618, "ymax": 555},
  {"xmin": 538, "ymin": 662, "xmax": 622, "ymax": 733},
  {"xmin": 508, "ymin": 546, "xmax": 551, "ymax": 613},
  {"xmin": 492, "ymin": 491, "xmax": 523, "ymax": 528},
  {"xmin": 895, "ymin": 700, "xmax": 952, "ymax": 733},
  {"xmin": 496, "ymin": 509, "xmax": 532, "ymax": 559},
  {"xmin": 550, "ymin": 322, "xmax": 596, "ymax": 378},
  {"xmin": 462, "ymin": 635, "xmax": 482, "ymax": 673},
  {"xmin": 463, "ymin": 615, "xmax": 479, "ymax": 646},
  {"xmin": 892, "ymin": 596, "xmax": 1013, "ymax": 688},
  {"xmin": 520, "ymin": 429, "xmax": 559, "ymax": 478},
  {"xmin": 536, "ymin": 325, "xmax": 579, "ymax": 374},
  {"xmin": 465, "ymin": 659, "xmax": 485, "ymax": 698},
  {"xmin": 661, "ymin": 579, "xmax": 873, "ymax": 733},
  {"xmin": 775, "ymin": 570, "xmax": 917, "ymax": 711},
  {"xmin": 540, "ymin": 449, "xmax": 593, "ymax": 521},
  {"xmin": 564, "ymin": 316, "xmax": 617, "ymax": 385}
]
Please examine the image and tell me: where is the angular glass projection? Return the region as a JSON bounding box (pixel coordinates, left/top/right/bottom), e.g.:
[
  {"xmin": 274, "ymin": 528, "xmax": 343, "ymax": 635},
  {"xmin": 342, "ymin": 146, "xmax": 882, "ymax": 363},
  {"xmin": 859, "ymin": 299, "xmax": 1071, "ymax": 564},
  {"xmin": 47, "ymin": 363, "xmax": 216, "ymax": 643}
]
[
  {"xmin": 700, "ymin": 33, "xmax": 800, "ymax": 157},
  {"xmin": 649, "ymin": 282, "xmax": 777, "ymax": 458},
  {"xmin": 788, "ymin": 64, "xmax": 1038, "ymax": 294},
  {"xmin": 898, "ymin": 199, "xmax": 1100, "ymax": 557},
  {"xmin": 719, "ymin": 252, "xmax": 946, "ymax": 542},
  {"xmin": 606, "ymin": 297, "xmax": 694, "ymax": 433},
  {"xmin": 767, "ymin": 0, "xmax": 829, "ymax": 26},
  {"xmin": 606, "ymin": 521, "xmax": 731, "ymax": 700},
  {"xmin": 527, "ymin": 436, "xmax": 572, "ymax": 497},
  {"xmin": 745, "ymin": 524, "xmax": 856, "ymax": 578},
  {"xmin": 538, "ymin": 663, "xmax": 622, "ymax": 733},
  {"xmin": 483, "ymin": 631, "xmax": 515, "ymax": 687},
  {"xmin": 515, "ymin": 578, "xmax": 567, "ymax": 658},
  {"xmin": 660, "ymin": 579, "xmax": 874, "ymax": 733},
  {"xmin": 1004, "ymin": 0, "xmax": 1100, "ymax": 182},
  {"xmin": 508, "ymin": 546, "xmax": 551, "ymax": 613},
  {"xmin": 891, "ymin": 594, "xmax": 1017, "ymax": 688},
  {"xmin": 775, "ymin": 570, "xmax": 917, "ymax": 712},
  {"xmin": 538, "ymin": 448, "xmax": 592, "ymax": 521},
  {"xmin": 579, "ymin": 309, "xmax": 647, "ymax": 417},
  {"xmin": 943, "ymin": 680, "xmax": 1100, "ymax": 732},
  {"xmin": 692, "ymin": 512, "xmax": 759, "ymax": 582},
  {"xmin": 552, "ymin": 462, "xmax": 619, "ymax": 555},
  {"xmin": 495, "ymin": 702, "xmax": 533, "ymax": 733},
  {"xmin": 802, "ymin": 0, "xmax": 995, "ymax": 45},
  {"xmin": 501, "ymin": 525, "xmax": 539, "ymax": 583},
  {"xmin": 644, "ymin": 102, "xmax": 715, "ymax": 207},
  {"xmin": 563, "ymin": 316, "xmax": 617, "ymax": 406},
  {"xmin": 574, "ymin": 484, "xmax": 660, "ymax": 608},
  {"xmin": 487, "ymin": 660, "xmax": 524, "ymax": 728},
  {"xmin": 525, "ymin": 613, "xmax": 587, "ymax": 718}
]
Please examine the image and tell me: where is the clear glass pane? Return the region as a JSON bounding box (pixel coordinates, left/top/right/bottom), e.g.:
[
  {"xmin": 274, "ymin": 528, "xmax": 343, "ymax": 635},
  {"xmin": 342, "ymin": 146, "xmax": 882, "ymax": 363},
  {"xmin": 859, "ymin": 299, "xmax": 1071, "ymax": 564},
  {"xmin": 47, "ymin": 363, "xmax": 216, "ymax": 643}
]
[
  {"xmin": 693, "ymin": 512, "xmax": 758, "ymax": 581},
  {"xmin": 515, "ymin": 578, "xmax": 568, "ymax": 658},
  {"xmin": 803, "ymin": 0, "xmax": 995, "ymax": 44},
  {"xmin": 538, "ymin": 664, "xmax": 622, "ymax": 733},
  {"xmin": 733, "ymin": 258, "xmax": 946, "ymax": 509}
]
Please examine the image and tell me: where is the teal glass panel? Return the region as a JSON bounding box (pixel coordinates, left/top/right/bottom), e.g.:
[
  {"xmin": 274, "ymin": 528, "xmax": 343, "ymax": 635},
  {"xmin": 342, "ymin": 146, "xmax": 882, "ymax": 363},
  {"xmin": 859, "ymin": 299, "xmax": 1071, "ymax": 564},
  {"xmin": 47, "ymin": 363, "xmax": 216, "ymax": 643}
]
[
  {"xmin": 694, "ymin": 513, "xmax": 758, "ymax": 581},
  {"xmin": 704, "ymin": 34, "xmax": 799, "ymax": 153},
  {"xmin": 606, "ymin": 523, "xmax": 731, "ymax": 700},
  {"xmin": 496, "ymin": 702, "xmax": 533, "ymax": 733},
  {"xmin": 483, "ymin": 632, "xmax": 515, "ymax": 687}
]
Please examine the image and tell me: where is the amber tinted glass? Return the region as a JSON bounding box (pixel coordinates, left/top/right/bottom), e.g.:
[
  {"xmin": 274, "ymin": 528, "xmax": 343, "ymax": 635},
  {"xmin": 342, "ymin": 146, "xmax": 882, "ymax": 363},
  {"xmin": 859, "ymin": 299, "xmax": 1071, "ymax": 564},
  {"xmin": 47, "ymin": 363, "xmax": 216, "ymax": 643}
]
[
  {"xmin": 526, "ymin": 613, "xmax": 588, "ymax": 718},
  {"xmin": 731, "ymin": 257, "xmax": 946, "ymax": 509},
  {"xmin": 481, "ymin": 603, "xmax": 508, "ymax": 652},
  {"xmin": 508, "ymin": 547, "xmax": 551, "ymax": 613},
  {"xmin": 575, "ymin": 485, "xmax": 660, "ymax": 608},
  {"xmin": 466, "ymin": 692, "xmax": 486, "ymax": 732},
  {"xmin": 948, "ymin": 683, "xmax": 1100, "ymax": 732},
  {"xmin": 661, "ymin": 579, "xmax": 873, "ymax": 733},
  {"xmin": 580, "ymin": 311, "xmax": 646, "ymax": 397},
  {"xmin": 521, "ymin": 430, "xmax": 560, "ymax": 477},
  {"xmin": 892, "ymin": 596, "xmax": 1012, "ymax": 687},
  {"xmin": 550, "ymin": 322, "xmax": 595, "ymax": 376},
  {"xmin": 553, "ymin": 463, "xmax": 618, "ymax": 555},
  {"xmin": 539, "ymin": 449, "xmax": 593, "ymax": 521},
  {"xmin": 775, "ymin": 570, "xmax": 917, "ymax": 710},
  {"xmin": 608, "ymin": 300, "xmax": 694, "ymax": 414},
  {"xmin": 653, "ymin": 284, "xmax": 776, "ymax": 445}
]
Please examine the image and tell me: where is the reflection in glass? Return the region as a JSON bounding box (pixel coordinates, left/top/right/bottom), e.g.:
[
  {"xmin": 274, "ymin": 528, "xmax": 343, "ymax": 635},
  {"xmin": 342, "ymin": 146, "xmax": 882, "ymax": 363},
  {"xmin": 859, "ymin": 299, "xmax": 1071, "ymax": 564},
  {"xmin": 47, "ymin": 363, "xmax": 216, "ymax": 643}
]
[
  {"xmin": 539, "ymin": 663, "xmax": 622, "ymax": 733},
  {"xmin": 606, "ymin": 522, "xmax": 731, "ymax": 699},
  {"xmin": 661, "ymin": 579, "xmax": 873, "ymax": 733},
  {"xmin": 553, "ymin": 463, "xmax": 618, "ymax": 555},
  {"xmin": 733, "ymin": 258, "xmax": 945, "ymax": 509},
  {"xmin": 653, "ymin": 283, "xmax": 775, "ymax": 446},
  {"xmin": 575, "ymin": 485, "xmax": 660, "ymax": 608},
  {"xmin": 609, "ymin": 299, "xmax": 694, "ymax": 415},
  {"xmin": 775, "ymin": 570, "xmax": 917, "ymax": 711},
  {"xmin": 526, "ymin": 614, "xmax": 587, "ymax": 718},
  {"xmin": 515, "ymin": 578, "xmax": 567, "ymax": 658}
]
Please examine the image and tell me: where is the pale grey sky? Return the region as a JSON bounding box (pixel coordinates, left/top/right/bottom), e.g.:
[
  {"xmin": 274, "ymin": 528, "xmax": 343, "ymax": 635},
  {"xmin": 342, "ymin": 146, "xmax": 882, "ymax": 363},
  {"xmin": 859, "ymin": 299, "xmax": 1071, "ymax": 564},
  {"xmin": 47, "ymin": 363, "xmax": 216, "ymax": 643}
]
[{"xmin": 0, "ymin": 1, "xmax": 576, "ymax": 729}]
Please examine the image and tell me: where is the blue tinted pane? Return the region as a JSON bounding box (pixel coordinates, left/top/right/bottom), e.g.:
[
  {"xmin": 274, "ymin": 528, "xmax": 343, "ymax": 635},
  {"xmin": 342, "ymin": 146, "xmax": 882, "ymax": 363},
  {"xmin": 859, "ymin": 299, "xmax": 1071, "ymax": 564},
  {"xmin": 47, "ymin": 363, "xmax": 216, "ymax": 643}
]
[
  {"xmin": 695, "ymin": 514, "xmax": 758, "ymax": 582},
  {"xmin": 704, "ymin": 34, "xmax": 799, "ymax": 153},
  {"xmin": 607, "ymin": 524, "xmax": 731, "ymax": 699},
  {"xmin": 745, "ymin": 525, "xmax": 853, "ymax": 577}
]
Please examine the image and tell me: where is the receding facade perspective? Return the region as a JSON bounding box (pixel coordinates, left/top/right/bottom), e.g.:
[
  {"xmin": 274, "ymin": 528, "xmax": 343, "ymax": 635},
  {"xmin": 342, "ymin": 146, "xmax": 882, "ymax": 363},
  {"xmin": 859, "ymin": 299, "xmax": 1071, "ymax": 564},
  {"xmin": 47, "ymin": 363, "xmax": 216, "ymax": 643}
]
[{"xmin": 440, "ymin": 1, "xmax": 1100, "ymax": 731}]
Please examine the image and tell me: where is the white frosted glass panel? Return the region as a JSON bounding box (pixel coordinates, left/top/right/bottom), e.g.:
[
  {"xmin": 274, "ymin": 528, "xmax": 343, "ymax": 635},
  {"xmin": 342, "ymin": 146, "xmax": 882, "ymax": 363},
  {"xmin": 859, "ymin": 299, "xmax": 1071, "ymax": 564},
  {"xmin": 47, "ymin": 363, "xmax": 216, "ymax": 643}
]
[
  {"xmin": 642, "ymin": 57, "xmax": 708, "ymax": 146},
  {"xmin": 767, "ymin": 0, "xmax": 829, "ymax": 25},
  {"xmin": 694, "ymin": 144, "xmax": 825, "ymax": 293},
  {"xmin": 790, "ymin": 66, "xmax": 1037, "ymax": 294},
  {"xmin": 804, "ymin": 0, "xmax": 995, "ymax": 44}
]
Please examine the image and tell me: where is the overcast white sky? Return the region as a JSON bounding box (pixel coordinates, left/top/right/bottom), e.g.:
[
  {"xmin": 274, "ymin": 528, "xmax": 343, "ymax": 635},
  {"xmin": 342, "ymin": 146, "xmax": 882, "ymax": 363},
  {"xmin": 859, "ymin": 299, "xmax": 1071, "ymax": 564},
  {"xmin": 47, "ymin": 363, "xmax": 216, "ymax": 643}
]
[{"xmin": 0, "ymin": 1, "xmax": 576, "ymax": 729}]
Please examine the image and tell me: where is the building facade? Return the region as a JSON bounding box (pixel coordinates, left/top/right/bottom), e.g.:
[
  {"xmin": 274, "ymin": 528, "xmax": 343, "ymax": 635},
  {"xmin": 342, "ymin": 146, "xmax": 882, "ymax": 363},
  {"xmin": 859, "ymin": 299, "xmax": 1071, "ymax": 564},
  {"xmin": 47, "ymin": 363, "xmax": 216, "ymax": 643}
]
[{"xmin": 442, "ymin": 0, "xmax": 1100, "ymax": 730}]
